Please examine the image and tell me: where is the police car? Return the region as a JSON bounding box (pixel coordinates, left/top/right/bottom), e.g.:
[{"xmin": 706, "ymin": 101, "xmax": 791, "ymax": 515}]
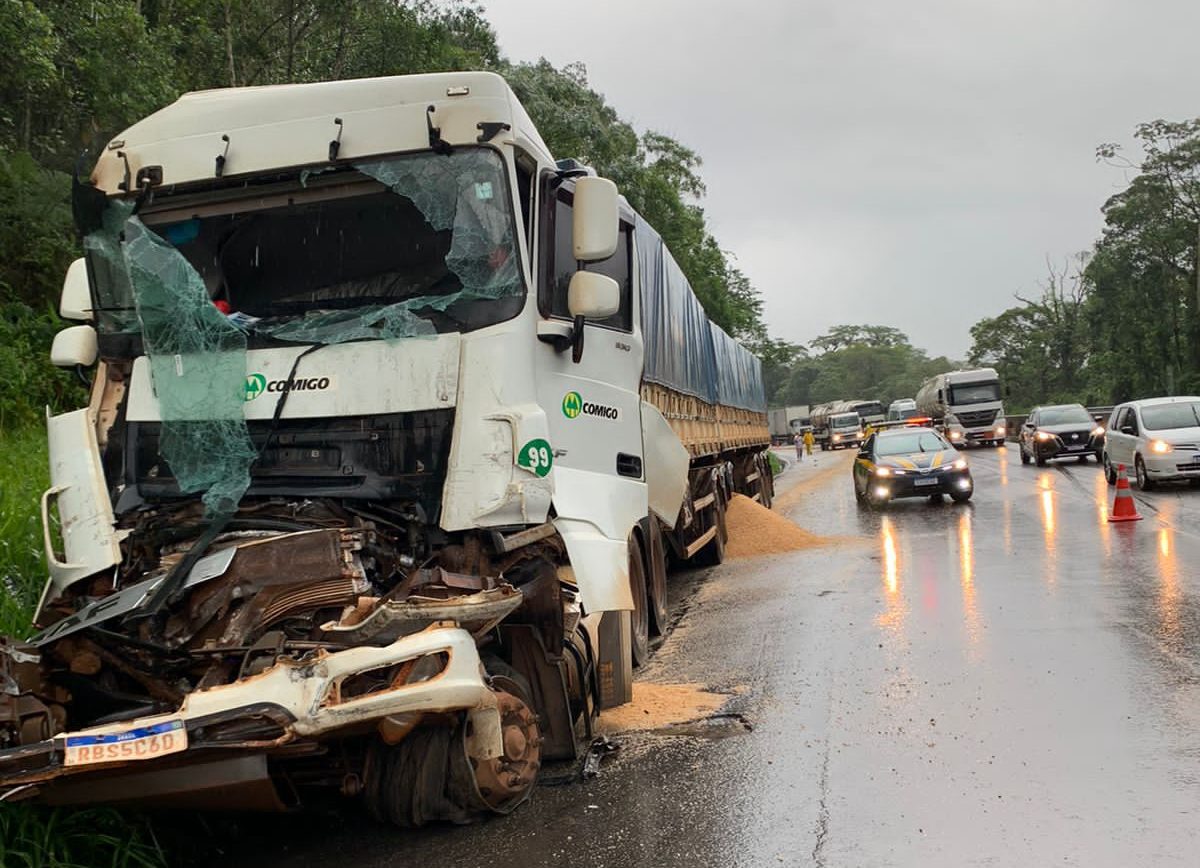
[{"xmin": 852, "ymin": 427, "xmax": 973, "ymax": 506}]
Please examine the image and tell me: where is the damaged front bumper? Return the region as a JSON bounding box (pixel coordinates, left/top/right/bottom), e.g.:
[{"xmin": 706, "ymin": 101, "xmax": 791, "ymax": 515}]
[{"xmin": 0, "ymin": 625, "xmax": 501, "ymax": 798}]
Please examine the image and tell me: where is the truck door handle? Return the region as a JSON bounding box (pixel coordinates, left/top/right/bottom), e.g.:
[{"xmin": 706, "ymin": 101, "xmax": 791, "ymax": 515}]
[{"xmin": 617, "ymin": 453, "xmax": 642, "ymax": 478}]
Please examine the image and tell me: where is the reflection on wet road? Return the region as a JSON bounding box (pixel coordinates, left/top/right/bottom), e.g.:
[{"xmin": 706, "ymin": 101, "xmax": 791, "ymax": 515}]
[{"xmin": 226, "ymin": 446, "xmax": 1200, "ymax": 868}]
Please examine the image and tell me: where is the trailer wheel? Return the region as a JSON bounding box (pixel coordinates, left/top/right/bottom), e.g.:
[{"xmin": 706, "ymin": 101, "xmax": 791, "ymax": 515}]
[
  {"xmin": 645, "ymin": 520, "xmax": 670, "ymax": 637},
  {"xmin": 628, "ymin": 533, "xmax": 651, "ymax": 667},
  {"xmin": 756, "ymin": 454, "xmax": 774, "ymax": 508},
  {"xmin": 695, "ymin": 492, "xmax": 727, "ymax": 566}
]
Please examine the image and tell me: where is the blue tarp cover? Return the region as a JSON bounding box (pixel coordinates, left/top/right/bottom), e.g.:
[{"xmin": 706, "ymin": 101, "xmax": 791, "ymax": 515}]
[
  {"xmin": 636, "ymin": 217, "xmax": 765, "ymax": 412},
  {"xmin": 710, "ymin": 321, "xmax": 767, "ymax": 412}
]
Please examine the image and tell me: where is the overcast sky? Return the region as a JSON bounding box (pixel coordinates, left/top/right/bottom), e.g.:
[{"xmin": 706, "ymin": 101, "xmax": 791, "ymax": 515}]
[{"xmin": 482, "ymin": 0, "xmax": 1200, "ymax": 359}]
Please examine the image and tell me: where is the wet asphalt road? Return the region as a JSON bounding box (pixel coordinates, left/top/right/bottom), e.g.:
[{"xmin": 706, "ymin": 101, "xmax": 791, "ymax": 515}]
[{"xmin": 217, "ymin": 445, "xmax": 1200, "ymax": 867}]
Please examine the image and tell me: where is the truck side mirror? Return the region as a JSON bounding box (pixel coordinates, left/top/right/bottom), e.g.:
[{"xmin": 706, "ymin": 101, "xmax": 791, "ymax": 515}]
[
  {"xmin": 60, "ymin": 258, "xmax": 94, "ymax": 322},
  {"xmin": 50, "ymin": 324, "xmax": 98, "ymax": 368},
  {"xmin": 561, "ymin": 271, "xmax": 620, "ymax": 364},
  {"xmin": 937, "ymin": 389, "xmax": 944, "ymax": 403},
  {"xmin": 568, "ymin": 271, "xmax": 620, "ymax": 319},
  {"xmin": 572, "ymin": 176, "xmax": 619, "ymax": 261}
]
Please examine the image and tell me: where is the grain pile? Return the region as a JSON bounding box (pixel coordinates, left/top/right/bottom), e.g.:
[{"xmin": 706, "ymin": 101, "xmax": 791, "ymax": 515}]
[
  {"xmin": 724, "ymin": 493, "xmax": 828, "ymax": 558},
  {"xmin": 597, "ymin": 682, "xmax": 727, "ymax": 734}
]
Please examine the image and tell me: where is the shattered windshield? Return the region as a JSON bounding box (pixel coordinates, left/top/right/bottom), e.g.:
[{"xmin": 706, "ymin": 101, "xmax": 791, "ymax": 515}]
[
  {"xmin": 80, "ymin": 147, "xmax": 524, "ymax": 518},
  {"xmin": 91, "ymin": 147, "xmax": 525, "ymax": 342}
]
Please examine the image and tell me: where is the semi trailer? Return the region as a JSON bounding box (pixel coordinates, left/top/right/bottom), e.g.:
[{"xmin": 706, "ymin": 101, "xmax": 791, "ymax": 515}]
[
  {"xmin": 0, "ymin": 72, "xmax": 772, "ymax": 822},
  {"xmin": 916, "ymin": 369, "xmax": 1007, "ymax": 446},
  {"xmin": 768, "ymin": 405, "xmax": 810, "ymax": 444}
]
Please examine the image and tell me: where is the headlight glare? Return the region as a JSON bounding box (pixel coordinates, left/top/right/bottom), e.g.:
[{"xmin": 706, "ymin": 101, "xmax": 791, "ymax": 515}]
[
  {"xmin": 1091, "ymin": 426, "xmax": 1105, "ymax": 437},
  {"xmin": 1151, "ymin": 439, "xmax": 1173, "ymax": 454},
  {"xmin": 1035, "ymin": 431, "xmax": 1053, "ymax": 442},
  {"xmin": 953, "ymin": 458, "xmax": 967, "ymax": 470}
]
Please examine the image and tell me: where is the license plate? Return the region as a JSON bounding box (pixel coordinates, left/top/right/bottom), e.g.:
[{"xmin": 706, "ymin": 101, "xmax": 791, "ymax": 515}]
[
  {"xmin": 1067, "ymin": 444, "xmax": 1085, "ymax": 451},
  {"xmin": 914, "ymin": 477, "xmax": 938, "ymax": 487},
  {"xmin": 63, "ymin": 719, "xmax": 187, "ymax": 767}
]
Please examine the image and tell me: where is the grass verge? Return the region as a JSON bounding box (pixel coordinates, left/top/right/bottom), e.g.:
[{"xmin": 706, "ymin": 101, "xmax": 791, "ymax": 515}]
[{"xmin": 0, "ymin": 425, "xmax": 169, "ymax": 868}]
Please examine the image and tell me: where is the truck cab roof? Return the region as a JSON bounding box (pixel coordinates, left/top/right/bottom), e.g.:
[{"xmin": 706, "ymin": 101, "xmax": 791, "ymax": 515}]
[{"xmin": 91, "ymin": 71, "xmax": 551, "ymax": 194}]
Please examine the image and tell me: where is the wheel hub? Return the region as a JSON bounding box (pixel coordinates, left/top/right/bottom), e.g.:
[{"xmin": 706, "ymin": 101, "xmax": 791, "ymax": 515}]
[{"xmin": 470, "ymin": 687, "xmax": 541, "ymax": 812}]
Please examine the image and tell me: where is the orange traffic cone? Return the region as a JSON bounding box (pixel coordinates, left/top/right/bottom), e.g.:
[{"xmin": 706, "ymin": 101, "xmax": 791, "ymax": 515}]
[{"xmin": 1108, "ymin": 464, "xmax": 1143, "ymax": 523}]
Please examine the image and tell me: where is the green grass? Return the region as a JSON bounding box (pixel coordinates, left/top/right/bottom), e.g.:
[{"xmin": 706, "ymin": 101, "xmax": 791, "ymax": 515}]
[
  {"xmin": 0, "ymin": 426, "xmax": 48, "ymax": 637},
  {"xmin": 767, "ymin": 450, "xmax": 783, "ymax": 476},
  {"xmin": 0, "ymin": 804, "xmax": 166, "ymax": 868},
  {"xmin": 0, "ymin": 426, "xmax": 169, "ymax": 868}
]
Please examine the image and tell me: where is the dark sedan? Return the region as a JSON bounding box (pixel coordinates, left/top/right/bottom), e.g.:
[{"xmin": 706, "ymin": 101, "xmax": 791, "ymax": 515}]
[
  {"xmin": 1018, "ymin": 404, "xmax": 1105, "ymax": 466},
  {"xmin": 853, "ymin": 428, "xmax": 973, "ymax": 506}
]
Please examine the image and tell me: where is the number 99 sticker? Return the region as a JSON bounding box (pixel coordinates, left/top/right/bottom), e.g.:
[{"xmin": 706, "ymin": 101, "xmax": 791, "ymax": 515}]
[{"xmin": 517, "ymin": 438, "xmax": 553, "ymax": 477}]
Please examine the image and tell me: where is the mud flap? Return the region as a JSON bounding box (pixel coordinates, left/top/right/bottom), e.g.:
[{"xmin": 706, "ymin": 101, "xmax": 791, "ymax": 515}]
[{"xmin": 595, "ymin": 610, "xmax": 632, "ymax": 709}]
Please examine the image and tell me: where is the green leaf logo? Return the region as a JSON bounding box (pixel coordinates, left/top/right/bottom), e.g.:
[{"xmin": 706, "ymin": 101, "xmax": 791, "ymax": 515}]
[
  {"xmin": 243, "ymin": 373, "xmax": 267, "ymax": 402},
  {"xmin": 562, "ymin": 391, "xmax": 582, "ymax": 419}
]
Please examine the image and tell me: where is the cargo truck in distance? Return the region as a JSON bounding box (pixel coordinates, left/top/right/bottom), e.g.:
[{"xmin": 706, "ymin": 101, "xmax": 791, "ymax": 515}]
[
  {"xmin": 0, "ymin": 72, "xmax": 774, "ymax": 823},
  {"xmin": 916, "ymin": 369, "xmax": 1007, "ymax": 446},
  {"xmin": 810, "ymin": 401, "xmax": 866, "ymax": 450},
  {"xmin": 768, "ymin": 405, "xmax": 810, "ymax": 444}
]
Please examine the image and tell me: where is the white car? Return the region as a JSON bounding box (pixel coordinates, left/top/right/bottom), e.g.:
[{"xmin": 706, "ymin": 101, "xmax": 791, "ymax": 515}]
[{"xmin": 1102, "ymin": 397, "xmax": 1200, "ymax": 490}]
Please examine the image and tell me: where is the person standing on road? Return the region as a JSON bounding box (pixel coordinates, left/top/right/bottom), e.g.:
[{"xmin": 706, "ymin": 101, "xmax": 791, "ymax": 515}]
[
  {"xmin": 794, "ymin": 432, "xmax": 803, "ymax": 460},
  {"xmin": 803, "ymin": 428, "xmax": 815, "ymax": 460}
]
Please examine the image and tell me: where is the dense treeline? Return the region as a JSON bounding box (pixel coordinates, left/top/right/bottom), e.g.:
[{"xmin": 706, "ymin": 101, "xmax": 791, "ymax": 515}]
[
  {"xmin": 768, "ymin": 324, "xmax": 957, "ymax": 408},
  {"xmin": 968, "ymin": 120, "xmax": 1200, "ymax": 412},
  {"xmin": 0, "ymin": 0, "xmax": 770, "ymax": 428}
]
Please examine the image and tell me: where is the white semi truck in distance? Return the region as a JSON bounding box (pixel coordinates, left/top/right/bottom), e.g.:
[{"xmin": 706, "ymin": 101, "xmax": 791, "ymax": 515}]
[
  {"xmin": 768, "ymin": 405, "xmax": 810, "ymax": 443},
  {"xmin": 0, "ymin": 72, "xmax": 774, "ymax": 822},
  {"xmin": 916, "ymin": 368, "xmax": 1007, "ymax": 446}
]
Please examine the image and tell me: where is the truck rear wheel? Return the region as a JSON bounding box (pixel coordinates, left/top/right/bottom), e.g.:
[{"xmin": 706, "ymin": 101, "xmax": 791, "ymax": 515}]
[
  {"xmin": 695, "ymin": 492, "xmax": 727, "ymax": 566},
  {"xmin": 628, "ymin": 533, "xmax": 651, "ymax": 667},
  {"xmin": 756, "ymin": 454, "xmax": 774, "ymax": 508}
]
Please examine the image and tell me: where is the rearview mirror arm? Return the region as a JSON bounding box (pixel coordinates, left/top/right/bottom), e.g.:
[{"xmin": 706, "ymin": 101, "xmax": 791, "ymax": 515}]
[
  {"xmin": 536, "ymin": 314, "xmax": 587, "ymax": 363},
  {"xmin": 571, "ymin": 314, "xmax": 586, "ymax": 363}
]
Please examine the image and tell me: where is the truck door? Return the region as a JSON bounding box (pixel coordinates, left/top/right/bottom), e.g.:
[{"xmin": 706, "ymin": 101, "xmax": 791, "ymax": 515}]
[{"xmin": 535, "ymin": 176, "xmax": 645, "ymax": 486}]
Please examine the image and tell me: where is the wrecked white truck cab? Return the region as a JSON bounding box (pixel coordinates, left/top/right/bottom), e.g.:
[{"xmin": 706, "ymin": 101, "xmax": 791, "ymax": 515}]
[{"xmin": 0, "ymin": 72, "xmax": 772, "ymax": 820}]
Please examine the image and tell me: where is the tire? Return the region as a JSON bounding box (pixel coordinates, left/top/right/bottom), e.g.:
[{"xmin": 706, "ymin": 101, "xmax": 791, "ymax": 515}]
[
  {"xmin": 1134, "ymin": 455, "xmax": 1155, "ymax": 491},
  {"xmin": 1019, "ymin": 444, "xmax": 1030, "ymax": 465},
  {"xmin": 1035, "ymin": 453, "xmax": 1046, "ymax": 467},
  {"xmin": 854, "ymin": 480, "xmax": 867, "ymax": 506},
  {"xmin": 1104, "ymin": 454, "xmax": 1117, "ymax": 485},
  {"xmin": 646, "ymin": 523, "xmax": 669, "ymax": 637},
  {"xmin": 695, "ymin": 491, "xmax": 726, "ymax": 566},
  {"xmin": 928, "ymin": 493, "xmax": 943, "ymax": 504},
  {"xmin": 1078, "ymin": 454, "xmax": 1088, "ymax": 463},
  {"xmin": 756, "ymin": 454, "xmax": 774, "ymax": 508},
  {"xmin": 628, "ymin": 534, "xmax": 650, "ymax": 668},
  {"xmin": 950, "ymin": 489, "xmax": 972, "ymax": 503}
]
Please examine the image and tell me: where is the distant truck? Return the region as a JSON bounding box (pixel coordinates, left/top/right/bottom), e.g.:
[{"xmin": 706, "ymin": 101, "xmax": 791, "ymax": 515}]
[
  {"xmin": 846, "ymin": 400, "xmax": 886, "ymax": 427},
  {"xmin": 768, "ymin": 405, "xmax": 810, "ymax": 443},
  {"xmin": 810, "ymin": 401, "xmax": 865, "ymax": 450},
  {"xmin": 916, "ymin": 368, "xmax": 1007, "ymax": 446},
  {"xmin": 887, "ymin": 398, "xmax": 919, "ymax": 421}
]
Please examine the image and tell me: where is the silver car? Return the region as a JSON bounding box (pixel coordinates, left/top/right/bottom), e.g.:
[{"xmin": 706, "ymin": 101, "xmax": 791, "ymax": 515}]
[{"xmin": 1102, "ymin": 397, "xmax": 1200, "ymax": 490}]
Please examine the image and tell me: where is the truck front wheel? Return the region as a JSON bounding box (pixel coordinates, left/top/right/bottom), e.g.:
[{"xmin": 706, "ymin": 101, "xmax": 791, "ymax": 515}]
[{"xmin": 628, "ymin": 533, "xmax": 651, "ymax": 667}]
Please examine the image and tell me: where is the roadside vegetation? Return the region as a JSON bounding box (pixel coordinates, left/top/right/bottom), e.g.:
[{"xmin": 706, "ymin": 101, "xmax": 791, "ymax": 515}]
[{"xmin": 968, "ymin": 121, "xmax": 1200, "ymax": 410}]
